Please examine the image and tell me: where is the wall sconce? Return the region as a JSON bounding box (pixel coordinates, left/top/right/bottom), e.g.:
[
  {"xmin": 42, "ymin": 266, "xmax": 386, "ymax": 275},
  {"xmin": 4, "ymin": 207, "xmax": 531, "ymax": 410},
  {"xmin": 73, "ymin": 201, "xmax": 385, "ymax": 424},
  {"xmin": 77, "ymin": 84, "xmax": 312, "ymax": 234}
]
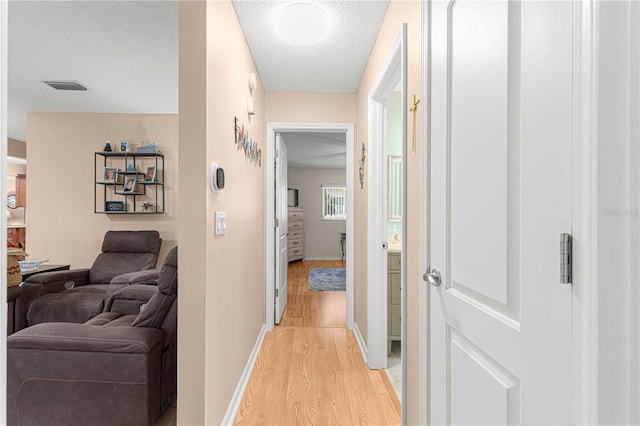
[
  {"xmin": 249, "ymin": 72, "xmax": 258, "ymax": 92},
  {"xmin": 247, "ymin": 97, "xmax": 255, "ymax": 115}
]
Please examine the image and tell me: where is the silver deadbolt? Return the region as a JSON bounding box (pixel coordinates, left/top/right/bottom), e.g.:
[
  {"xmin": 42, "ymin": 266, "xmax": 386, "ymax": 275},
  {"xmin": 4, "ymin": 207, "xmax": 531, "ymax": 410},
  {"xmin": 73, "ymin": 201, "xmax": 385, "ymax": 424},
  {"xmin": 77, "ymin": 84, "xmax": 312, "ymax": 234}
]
[{"xmin": 423, "ymin": 267, "xmax": 442, "ymax": 287}]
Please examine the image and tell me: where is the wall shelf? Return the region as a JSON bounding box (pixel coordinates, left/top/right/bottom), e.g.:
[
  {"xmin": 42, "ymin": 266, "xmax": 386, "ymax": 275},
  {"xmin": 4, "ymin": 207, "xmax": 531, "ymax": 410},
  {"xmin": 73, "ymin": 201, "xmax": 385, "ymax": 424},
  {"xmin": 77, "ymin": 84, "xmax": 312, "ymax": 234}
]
[{"xmin": 94, "ymin": 151, "xmax": 165, "ymax": 214}]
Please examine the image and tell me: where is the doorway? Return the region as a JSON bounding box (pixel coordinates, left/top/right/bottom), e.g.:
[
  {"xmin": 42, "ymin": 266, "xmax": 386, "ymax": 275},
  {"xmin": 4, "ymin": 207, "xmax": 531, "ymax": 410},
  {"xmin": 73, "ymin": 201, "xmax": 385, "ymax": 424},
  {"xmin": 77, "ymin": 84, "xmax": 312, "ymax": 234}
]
[
  {"xmin": 265, "ymin": 123, "xmax": 355, "ymax": 331},
  {"xmin": 366, "ymin": 25, "xmax": 407, "ymax": 421}
]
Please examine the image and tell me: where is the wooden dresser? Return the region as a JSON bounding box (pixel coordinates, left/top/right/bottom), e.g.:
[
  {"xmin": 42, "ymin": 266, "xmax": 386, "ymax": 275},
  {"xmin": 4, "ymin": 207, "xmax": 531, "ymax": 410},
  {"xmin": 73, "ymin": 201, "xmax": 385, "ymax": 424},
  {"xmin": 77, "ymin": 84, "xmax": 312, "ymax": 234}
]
[
  {"xmin": 387, "ymin": 251, "xmax": 401, "ymax": 353},
  {"xmin": 287, "ymin": 207, "xmax": 305, "ymax": 262}
]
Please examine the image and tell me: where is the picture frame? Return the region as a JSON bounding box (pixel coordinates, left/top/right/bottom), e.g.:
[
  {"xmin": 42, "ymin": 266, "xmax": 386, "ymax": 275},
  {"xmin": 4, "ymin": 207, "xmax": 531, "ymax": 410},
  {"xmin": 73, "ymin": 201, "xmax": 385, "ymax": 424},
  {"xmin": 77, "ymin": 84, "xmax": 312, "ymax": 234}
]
[
  {"xmin": 144, "ymin": 166, "xmax": 157, "ymax": 182},
  {"xmin": 120, "ymin": 140, "xmax": 130, "ymax": 152},
  {"xmin": 123, "ymin": 177, "xmax": 137, "ymax": 193},
  {"xmin": 105, "ymin": 201, "xmax": 124, "ymax": 212},
  {"xmin": 103, "ymin": 167, "xmax": 118, "ymax": 183}
]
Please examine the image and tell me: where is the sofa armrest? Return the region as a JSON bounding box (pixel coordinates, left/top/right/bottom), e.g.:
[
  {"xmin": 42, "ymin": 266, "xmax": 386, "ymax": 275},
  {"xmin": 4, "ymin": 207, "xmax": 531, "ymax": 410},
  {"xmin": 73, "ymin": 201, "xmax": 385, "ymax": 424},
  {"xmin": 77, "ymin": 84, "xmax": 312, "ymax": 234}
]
[
  {"xmin": 23, "ymin": 268, "xmax": 91, "ymax": 288},
  {"xmin": 105, "ymin": 284, "xmax": 158, "ymax": 314},
  {"xmin": 8, "ymin": 322, "xmax": 162, "ymax": 354},
  {"xmin": 110, "ymin": 269, "xmax": 161, "ymax": 286},
  {"xmin": 15, "ymin": 268, "xmax": 91, "ymax": 332}
]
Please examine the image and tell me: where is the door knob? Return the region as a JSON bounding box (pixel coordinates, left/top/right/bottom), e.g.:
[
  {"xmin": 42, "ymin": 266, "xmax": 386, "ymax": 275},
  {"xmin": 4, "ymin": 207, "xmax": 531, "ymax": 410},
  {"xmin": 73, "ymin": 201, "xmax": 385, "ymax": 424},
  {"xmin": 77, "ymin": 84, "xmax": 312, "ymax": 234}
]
[{"xmin": 423, "ymin": 267, "xmax": 441, "ymax": 287}]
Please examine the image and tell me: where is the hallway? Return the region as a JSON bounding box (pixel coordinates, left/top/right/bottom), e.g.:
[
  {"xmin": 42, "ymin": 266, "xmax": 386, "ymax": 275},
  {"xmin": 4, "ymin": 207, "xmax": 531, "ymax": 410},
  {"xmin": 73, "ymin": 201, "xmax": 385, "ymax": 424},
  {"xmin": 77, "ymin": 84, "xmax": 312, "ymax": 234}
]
[{"xmin": 234, "ymin": 260, "xmax": 400, "ymax": 425}]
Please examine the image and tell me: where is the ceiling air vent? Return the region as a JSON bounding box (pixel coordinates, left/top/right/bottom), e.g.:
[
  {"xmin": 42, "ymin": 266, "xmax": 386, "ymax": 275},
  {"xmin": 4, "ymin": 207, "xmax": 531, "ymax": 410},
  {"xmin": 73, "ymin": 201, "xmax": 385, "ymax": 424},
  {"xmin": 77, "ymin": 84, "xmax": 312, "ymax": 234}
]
[{"xmin": 43, "ymin": 81, "xmax": 88, "ymax": 91}]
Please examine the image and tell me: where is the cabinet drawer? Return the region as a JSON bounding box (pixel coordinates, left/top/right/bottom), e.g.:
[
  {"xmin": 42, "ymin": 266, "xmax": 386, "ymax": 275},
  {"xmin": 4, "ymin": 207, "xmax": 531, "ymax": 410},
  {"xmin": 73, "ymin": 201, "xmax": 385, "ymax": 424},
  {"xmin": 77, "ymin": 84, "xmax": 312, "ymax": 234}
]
[
  {"xmin": 388, "ymin": 252, "xmax": 401, "ymax": 271},
  {"xmin": 288, "ymin": 238, "xmax": 304, "ymax": 249},
  {"xmin": 289, "ymin": 221, "xmax": 303, "ymax": 231},
  {"xmin": 389, "ymin": 272, "xmax": 401, "ymax": 305},
  {"xmin": 288, "ymin": 247, "xmax": 304, "ymax": 261},
  {"xmin": 288, "ymin": 209, "xmax": 304, "ymax": 221},
  {"xmin": 390, "ymin": 305, "xmax": 401, "ymax": 337},
  {"xmin": 289, "ymin": 230, "xmax": 304, "ymax": 240}
]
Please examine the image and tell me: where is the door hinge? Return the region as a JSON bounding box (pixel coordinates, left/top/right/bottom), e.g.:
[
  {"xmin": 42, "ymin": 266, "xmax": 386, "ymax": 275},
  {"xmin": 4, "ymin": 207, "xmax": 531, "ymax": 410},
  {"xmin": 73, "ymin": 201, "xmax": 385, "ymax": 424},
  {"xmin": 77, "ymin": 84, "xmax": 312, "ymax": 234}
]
[
  {"xmin": 560, "ymin": 233, "xmax": 572, "ymax": 284},
  {"xmin": 275, "ymin": 288, "xmax": 279, "ymax": 297},
  {"xmin": 275, "ymin": 218, "xmax": 279, "ymax": 227}
]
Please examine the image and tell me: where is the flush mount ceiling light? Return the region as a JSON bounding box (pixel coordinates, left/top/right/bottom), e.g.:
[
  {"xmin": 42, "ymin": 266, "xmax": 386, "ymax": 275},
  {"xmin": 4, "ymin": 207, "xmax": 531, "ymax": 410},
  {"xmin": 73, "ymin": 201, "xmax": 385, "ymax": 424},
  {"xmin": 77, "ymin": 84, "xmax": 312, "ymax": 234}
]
[{"xmin": 276, "ymin": 2, "xmax": 330, "ymax": 46}]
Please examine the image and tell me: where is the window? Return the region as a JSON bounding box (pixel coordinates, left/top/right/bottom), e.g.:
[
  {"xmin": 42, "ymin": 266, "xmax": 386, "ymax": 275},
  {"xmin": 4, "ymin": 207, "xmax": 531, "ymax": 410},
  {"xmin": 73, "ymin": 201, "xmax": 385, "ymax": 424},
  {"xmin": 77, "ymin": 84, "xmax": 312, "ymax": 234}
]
[{"xmin": 322, "ymin": 185, "xmax": 347, "ymax": 220}]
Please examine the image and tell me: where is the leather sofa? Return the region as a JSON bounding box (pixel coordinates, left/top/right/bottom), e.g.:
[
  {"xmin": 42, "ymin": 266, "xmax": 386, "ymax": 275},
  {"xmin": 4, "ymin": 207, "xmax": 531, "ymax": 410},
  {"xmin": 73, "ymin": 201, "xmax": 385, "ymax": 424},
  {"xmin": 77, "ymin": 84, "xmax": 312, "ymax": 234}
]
[
  {"xmin": 16, "ymin": 230, "xmax": 162, "ymax": 331},
  {"xmin": 7, "ymin": 246, "xmax": 178, "ymax": 426}
]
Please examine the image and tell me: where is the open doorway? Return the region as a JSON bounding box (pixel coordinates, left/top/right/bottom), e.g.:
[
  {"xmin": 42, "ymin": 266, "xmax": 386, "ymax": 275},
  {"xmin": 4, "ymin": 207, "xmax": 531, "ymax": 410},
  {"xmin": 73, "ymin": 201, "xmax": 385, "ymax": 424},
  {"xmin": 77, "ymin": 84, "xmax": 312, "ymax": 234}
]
[
  {"xmin": 265, "ymin": 123, "xmax": 355, "ymax": 332},
  {"xmin": 366, "ymin": 24, "xmax": 407, "ymax": 418}
]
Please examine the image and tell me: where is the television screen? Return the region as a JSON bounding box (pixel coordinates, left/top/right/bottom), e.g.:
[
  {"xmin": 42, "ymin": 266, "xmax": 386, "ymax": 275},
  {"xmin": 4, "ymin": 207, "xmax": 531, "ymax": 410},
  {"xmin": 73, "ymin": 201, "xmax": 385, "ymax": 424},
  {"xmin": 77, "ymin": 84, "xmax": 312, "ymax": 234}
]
[{"xmin": 287, "ymin": 188, "xmax": 298, "ymax": 207}]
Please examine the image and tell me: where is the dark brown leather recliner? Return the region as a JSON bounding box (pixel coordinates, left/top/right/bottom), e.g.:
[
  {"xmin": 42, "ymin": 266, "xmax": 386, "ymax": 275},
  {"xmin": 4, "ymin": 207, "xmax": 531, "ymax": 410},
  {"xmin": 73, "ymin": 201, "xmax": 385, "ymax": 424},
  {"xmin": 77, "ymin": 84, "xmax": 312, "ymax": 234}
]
[
  {"xmin": 7, "ymin": 246, "xmax": 178, "ymax": 426},
  {"xmin": 16, "ymin": 230, "xmax": 162, "ymax": 331}
]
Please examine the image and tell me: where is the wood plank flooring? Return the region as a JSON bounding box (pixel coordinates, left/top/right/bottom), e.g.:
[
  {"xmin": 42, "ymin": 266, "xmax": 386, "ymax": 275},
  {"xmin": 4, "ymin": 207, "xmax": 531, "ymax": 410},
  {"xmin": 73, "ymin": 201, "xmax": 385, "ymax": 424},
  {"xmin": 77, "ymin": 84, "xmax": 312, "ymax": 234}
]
[{"xmin": 234, "ymin": 260, "xmax": 401, "ymax": 425}]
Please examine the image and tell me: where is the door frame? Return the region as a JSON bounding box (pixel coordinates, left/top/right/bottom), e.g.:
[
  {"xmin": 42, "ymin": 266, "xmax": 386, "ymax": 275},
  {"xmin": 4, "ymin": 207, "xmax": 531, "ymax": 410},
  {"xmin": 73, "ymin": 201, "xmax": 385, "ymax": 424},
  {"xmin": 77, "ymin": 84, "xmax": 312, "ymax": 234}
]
[
  {"xmin": 265, "ymin": 122, "xmax": 355, "ymax": 331},
  {"xmin": 0, "ymin": 0, "xmax": 8, "ymax": 420},
  {"xmin": 366, "ymin": 25, "xmax": 407, "ymax": 377},
  {"xmin": 418, "ymin": 1, "xmax": 598, "ymax": 424}
]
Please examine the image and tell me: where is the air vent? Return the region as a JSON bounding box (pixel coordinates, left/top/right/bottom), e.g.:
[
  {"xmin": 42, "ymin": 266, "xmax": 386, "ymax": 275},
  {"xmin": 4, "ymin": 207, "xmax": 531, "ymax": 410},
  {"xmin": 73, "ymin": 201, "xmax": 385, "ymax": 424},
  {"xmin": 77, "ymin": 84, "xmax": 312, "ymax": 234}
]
[{"xmin": 43, "ymin": 81, "xmax": 88, "ymax": 91}]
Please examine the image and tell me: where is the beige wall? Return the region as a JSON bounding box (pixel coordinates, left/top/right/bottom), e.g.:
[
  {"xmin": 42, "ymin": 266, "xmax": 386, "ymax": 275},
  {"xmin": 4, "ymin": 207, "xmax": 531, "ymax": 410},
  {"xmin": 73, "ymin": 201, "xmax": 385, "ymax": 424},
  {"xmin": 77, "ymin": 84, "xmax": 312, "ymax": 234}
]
[
  {"xmin": 8, "ymin": 138, "xmax": 26, "ymax": 159},
  {"xmin": 177, "ymin": 0, "xmax": 207, "ymax": 424},
  {"xmin": 26, "ymin": 112, "xmax": 178, "ymax": 267},
  {"xmin": 265, "ymin": 92, "xmax": 356, "ymax": 123},
  {"xmin": 355, "ymin": 1, "xmax": 421, "ymax": 423},
  {"xmin": 179, "ymin": 1, "xmax": 266, "ymax": 423},
  {"xmin": 288, "ymin": 167, "xmax": 346, "ymax": 259}
]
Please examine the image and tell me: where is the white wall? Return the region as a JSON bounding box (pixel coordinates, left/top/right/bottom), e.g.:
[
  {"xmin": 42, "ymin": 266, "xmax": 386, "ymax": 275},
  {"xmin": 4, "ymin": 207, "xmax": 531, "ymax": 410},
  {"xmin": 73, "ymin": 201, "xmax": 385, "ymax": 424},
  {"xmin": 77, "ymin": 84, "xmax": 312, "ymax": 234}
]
[{"xmin": 288, "ymin": 167, "xmax": 346, "ymax": 259}]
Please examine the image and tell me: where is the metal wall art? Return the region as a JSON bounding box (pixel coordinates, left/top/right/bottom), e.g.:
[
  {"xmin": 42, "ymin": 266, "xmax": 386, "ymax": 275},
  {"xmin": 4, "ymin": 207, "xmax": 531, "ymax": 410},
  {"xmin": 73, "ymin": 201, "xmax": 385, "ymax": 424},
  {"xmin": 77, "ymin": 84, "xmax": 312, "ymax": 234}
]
[
  {"xmin": 234, "ymin": 117, "xmax": 262, "ymax": 167},
  {"xmin": 359, "ymin": 142, "xmax": 366, "ymax": 189}
]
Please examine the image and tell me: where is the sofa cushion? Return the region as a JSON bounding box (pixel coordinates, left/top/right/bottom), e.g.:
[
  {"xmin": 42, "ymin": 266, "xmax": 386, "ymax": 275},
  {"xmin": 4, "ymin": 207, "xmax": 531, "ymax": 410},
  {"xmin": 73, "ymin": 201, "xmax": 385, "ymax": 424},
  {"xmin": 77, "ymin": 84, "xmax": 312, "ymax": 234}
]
[
  {"xmin": 89, "ymin": 231, "xmax": 162, "ymax": 284},
  {"xmin": 27, "ymin": 284, "xmax": 125, "ymax": 326},
  {"xmin": 133, "ymin": 247, "xmax": 177, "ymax": 328}
]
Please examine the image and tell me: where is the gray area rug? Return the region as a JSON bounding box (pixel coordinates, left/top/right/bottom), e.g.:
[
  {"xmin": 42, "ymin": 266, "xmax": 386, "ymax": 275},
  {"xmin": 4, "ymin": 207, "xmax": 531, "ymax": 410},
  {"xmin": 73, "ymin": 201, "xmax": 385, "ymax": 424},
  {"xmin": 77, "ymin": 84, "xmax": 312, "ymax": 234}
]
[{"xmin": 309, "ymin": 268, "xmax": 346, "ymax": 291}]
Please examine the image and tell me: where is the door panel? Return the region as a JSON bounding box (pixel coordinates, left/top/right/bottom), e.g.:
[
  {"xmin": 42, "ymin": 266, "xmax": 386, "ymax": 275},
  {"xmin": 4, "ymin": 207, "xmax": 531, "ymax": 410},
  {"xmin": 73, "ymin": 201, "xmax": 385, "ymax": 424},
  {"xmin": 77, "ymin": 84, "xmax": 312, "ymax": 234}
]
[
  {"xmin": 429, "ymin": 1, "xmax": 572, "ymax": 424},
  {"xmin": 275, "ymin": 134, "xmax": 288, "ymax": 324}
]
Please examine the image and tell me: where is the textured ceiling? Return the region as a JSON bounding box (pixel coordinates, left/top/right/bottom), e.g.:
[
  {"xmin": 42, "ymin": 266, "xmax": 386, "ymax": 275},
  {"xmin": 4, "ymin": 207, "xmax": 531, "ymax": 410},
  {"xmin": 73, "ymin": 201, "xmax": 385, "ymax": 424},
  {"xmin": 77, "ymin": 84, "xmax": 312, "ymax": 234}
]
[
  {"xmin": 8, "ymin": 1, "xmax": 386, "ymax": 168},
  {"xmin": 8, "ymin": 1, "xmax": 178, "ymax": 141},
  {"xmin": 232, "ymin": 1, "xmax": 389, "ymax": 92},
  {"xmin": 281, "ymin": 132, "xmax": 346, "ymax": 169}
]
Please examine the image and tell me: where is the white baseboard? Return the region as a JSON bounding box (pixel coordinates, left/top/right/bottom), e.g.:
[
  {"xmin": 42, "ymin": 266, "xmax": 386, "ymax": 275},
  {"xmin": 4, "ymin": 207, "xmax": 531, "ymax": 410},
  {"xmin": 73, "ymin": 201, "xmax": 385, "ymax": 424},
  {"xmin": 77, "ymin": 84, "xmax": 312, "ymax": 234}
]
[
  {"xmin": 304, "ymin": 256, "xmax": 343, "ymax": 261},
  {"xmin": 221, "ymin": 323, "xmax": 267, "ymax": 426},
  {"xmin": 353, "ymin": 322, "xmax": 368, "ymax": 365}
]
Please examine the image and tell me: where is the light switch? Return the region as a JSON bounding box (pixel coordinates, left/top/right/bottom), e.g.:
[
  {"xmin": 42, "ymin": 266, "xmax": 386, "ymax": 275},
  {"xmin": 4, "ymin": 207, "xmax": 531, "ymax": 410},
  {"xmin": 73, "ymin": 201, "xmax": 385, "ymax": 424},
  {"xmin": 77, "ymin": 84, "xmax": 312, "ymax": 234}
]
[{"xmin": 215, "ymin": 211, "xmax": 226, "ymax": 236}]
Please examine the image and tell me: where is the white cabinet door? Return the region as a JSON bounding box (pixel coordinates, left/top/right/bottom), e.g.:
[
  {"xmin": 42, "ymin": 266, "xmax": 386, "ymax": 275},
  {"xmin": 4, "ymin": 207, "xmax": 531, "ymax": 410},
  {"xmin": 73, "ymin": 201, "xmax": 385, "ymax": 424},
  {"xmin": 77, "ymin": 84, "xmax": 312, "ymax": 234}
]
[{"xmin": 427, "ymin": 1, "xmax": 573, "ymax": 424}]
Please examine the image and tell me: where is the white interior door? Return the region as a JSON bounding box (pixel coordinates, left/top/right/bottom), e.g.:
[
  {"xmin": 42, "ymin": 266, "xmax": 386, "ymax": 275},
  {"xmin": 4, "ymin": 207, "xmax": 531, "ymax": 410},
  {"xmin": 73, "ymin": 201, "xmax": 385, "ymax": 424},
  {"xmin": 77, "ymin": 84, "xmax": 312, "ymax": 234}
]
[
  {"xmin": 275, "ymin": 134, "xmax": 288, "ymax": 324},
  {"xmin": 426, "ymin": 1, "xmax": 573, "ymax": 424}
]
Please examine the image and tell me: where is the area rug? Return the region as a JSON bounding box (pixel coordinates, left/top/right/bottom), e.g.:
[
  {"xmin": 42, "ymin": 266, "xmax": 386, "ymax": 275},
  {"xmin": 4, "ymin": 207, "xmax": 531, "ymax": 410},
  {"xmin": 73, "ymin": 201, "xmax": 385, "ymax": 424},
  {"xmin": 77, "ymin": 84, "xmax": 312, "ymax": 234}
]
[{"xmin": 309, "ymin": 268, "xmax": 346, "ymax": 291}]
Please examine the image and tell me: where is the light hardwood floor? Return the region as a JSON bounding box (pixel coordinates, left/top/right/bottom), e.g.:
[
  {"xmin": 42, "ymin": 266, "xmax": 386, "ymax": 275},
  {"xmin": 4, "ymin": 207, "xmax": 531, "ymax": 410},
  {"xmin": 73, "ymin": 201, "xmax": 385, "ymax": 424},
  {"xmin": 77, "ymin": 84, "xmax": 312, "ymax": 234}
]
[{"xmin": 234, "ymin": 260, "xmax": 401, "ymax": 425}]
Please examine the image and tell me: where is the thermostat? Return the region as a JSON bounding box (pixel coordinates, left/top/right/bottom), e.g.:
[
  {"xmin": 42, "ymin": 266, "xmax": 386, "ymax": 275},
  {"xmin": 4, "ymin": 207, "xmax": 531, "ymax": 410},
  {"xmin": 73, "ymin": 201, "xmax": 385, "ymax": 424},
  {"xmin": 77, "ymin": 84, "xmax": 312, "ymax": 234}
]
[{"xmin": 210, "ymin": 162, "xmax": 225, "ymax": 194}]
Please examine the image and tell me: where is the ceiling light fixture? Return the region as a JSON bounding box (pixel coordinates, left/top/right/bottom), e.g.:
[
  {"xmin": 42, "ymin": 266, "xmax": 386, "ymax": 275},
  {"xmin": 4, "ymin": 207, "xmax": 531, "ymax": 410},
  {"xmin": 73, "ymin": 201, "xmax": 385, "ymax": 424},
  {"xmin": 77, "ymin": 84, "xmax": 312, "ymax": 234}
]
[{"xmin": 276, "ymin": 2, "xmax": 330, "ymax": 46}]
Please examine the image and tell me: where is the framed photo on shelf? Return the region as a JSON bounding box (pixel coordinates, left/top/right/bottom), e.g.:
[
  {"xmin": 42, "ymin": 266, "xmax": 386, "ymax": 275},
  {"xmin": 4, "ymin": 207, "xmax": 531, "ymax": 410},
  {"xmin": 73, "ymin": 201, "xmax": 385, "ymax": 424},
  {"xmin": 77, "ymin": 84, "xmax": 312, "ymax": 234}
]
[
  {"xmin": 103, "ymin": 167, "xmax": 118, "ymax": 183},
  {"xmin": 123, "ymin": 177, "xmax": 137, "ymax": 193},
  {"xmin": 105, "ymin": 201, "xmax": 124, "ymax": 212},
  {"xmin": 144, "ymin": 166, "xmax": 157, "ymax": 182}
]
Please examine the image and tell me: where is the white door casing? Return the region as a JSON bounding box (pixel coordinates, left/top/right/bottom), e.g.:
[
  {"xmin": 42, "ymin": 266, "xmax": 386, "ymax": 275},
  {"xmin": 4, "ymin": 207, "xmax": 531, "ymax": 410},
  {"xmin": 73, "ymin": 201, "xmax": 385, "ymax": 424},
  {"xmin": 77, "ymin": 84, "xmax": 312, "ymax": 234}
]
[
  {"xmin": 265, "ymin": 123, "xmax": 355, "ymax": 331},
  {"xmin": 275, "ymin": 134, "xmax": 288, "ymax": 324},
  {"xmin": 426, "ymin": 1, "xmax": 573, "ymax": 424},
  {"xmin": 367, "ymin": 25, "xmax": 407, "ymax": 377}
]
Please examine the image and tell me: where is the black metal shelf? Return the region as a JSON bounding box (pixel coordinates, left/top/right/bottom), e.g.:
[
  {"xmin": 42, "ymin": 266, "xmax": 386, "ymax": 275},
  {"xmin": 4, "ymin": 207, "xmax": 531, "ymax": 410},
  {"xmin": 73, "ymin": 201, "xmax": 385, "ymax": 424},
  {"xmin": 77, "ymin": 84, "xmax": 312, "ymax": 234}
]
[{"xmin": 94, "ymin": 151, "xmax": 165, "ymax": 215}]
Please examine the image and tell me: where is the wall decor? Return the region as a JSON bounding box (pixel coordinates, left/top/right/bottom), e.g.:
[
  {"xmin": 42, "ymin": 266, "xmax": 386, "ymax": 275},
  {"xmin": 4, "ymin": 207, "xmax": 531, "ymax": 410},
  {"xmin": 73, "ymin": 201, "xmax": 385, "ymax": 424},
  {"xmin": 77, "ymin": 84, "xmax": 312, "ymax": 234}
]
[
  {"xmin": 105, "ymin": 201, "xmax": 124, "ymax": 212},
  {"xmin": 359, "ymin": 142, "xmax": 366, "ymax": 189},
  {"xmin": 409, "ymin": 94, "xmax": 421, "ymax": 152},
  {"xmin": 234, "ymin": 116, "xmax": 262, "ymax": 167}
]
